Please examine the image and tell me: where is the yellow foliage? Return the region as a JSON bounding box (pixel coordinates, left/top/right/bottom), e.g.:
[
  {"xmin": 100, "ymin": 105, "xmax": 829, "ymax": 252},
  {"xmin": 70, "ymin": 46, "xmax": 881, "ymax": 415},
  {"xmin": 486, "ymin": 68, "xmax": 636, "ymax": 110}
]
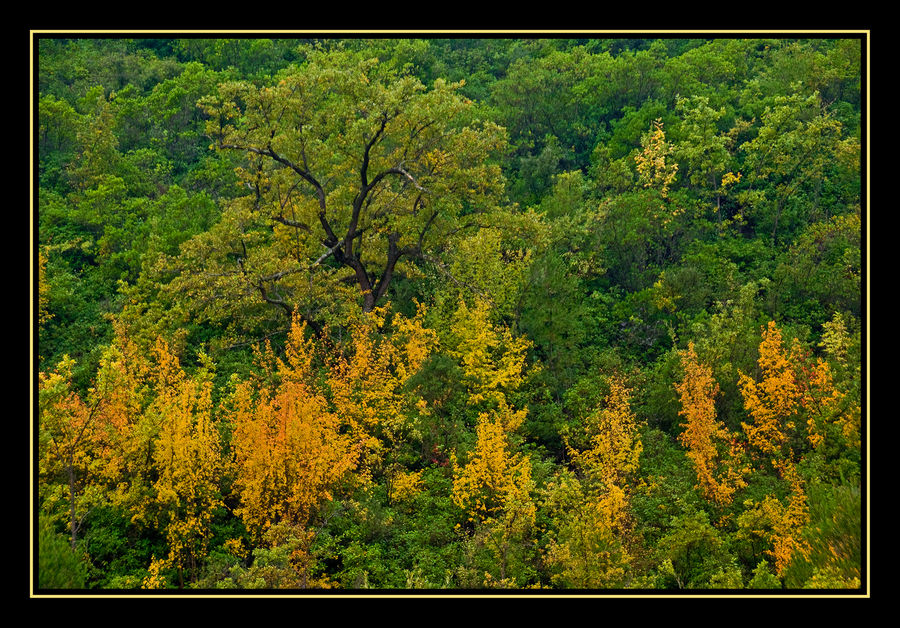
[
  {"xmin": 635, "ymin": 118, "xmax": 679, "ymax": 198},
  {"xmin": 569, "ymin": 375, "xmax": 642, "ymax": 488},
  {"xmin": 230, "ymin": 375, "xmax": 357, "ymax": 540},
  {"xmin": 150, "ymin": 337, "xmax": 224, "ymax": 572},
  {"xmin": 740, "ymin": 320, "xmax": 857, "ymax": 457},
  {"xmin": 800, "ymin": 358, "xmax": 845, "ymax": 449},
  {"xmin": 224, "ymin": 537, "xmax": 248, "ymax": 561},
  {"xmin": 547, "ymin": 376, "xmax": 642, "ymax": 588},
  {"xmin": 38, "ymin": 250, "xmax": 53, "ymax": 327},
  {"xmin": 447, "ymin": 298, "xmax": 530, "ymax": 407},
  {"xmin": 142, "ymin": 555, "xmax": 171, "ymax": 589},
  {"xmin": 229, "ymin": 306, "xmax": 437, "ymax": 543},
  {"xmin": 738, "ymin": 461, "xmax": 811, "ymax": 576},
  {"xmin": 675, "ymin": 343, "xmax": 747, "ymax": 505},
  {"xmin": 543, "ymin": 473, "xmax": 631, "ymax": 589},
  {"xmin": 720, "ymin": 171, "xmax": 742, "ymax": 190},
  {"xmin": 229, "ymin": 317, "xmax": 360, "ymax": 541},
  {"xmin": 739, "ymin": 321, "xmax": 802, "ymax": 459},
  {"xmin": 327, "ymin": 304, "xmax": 437, "ymax": 473},
  {"xmin": 451, "ymin": 408, "xmax": 535, "ymax": 528},
  {"xmin": 389, "ymin": 469, "xmax": 424, "ymax": 504}
]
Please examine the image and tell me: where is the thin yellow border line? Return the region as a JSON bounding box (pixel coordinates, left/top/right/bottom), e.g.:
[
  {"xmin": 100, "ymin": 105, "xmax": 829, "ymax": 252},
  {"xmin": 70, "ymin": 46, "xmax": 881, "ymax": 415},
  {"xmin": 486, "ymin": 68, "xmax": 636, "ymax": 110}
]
[{"xmin": 30, "ymin": 29, "xmax": 871, "ymax": 600}]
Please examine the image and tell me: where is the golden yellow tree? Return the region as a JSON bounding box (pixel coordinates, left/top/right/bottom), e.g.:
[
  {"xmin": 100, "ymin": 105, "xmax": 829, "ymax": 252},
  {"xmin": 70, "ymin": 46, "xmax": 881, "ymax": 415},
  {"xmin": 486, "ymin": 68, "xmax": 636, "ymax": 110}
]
[
  {"xmin": 451, "ymin": 404, "xmax": 535, "ymax": 584},
  {"xmin": 38, "ymin": 355, "xmax": 107, "ymax": 550},
  {"xmin": 635, "ymin": 118, "xmax": 679, "ymax": 199},
  {"xmin": 675, "ymin": 343, "xmax": 747, "ymax": 506},
  {"xmin": 230, "ymin": 361, "xmax": 357, "ymax": 539},
  {"xmin": 326, "ymin": 303, "xmax": 437, "ymax": 488},
  {"xmin": 738, "ymin": 321, "xmax": 803, "ymax": 461},
  {"xmin": 737, "ymin": 461, "xmax": 812, "ymax": 577},
  {"xmin": 446, "ymin": 297, "xmax": 530, "ymax": 409},
  {"xmin": 569, "ymin": 375, "xmax": 642, "ymax": 488},
  {"xmin": 37, "ymin": 250, "xmax": 53, "ymax": 329},
  {"xmin": 736, "ymin": 321, "xmax": 824, "ymax": 577},
  {"xmin": 228, "ymin": 314, "xmax": 360, "ymax": 565},
  {"xmin": 547, "ymin": 375, "xmax": 643, "ymax": 588},
  {"xmin": 741, "ymin": 319, "xmax": 859, "ymax": 460},
  {"xmin": 150, "ymin": 338, "xmax": 223, "ymax": 586}
]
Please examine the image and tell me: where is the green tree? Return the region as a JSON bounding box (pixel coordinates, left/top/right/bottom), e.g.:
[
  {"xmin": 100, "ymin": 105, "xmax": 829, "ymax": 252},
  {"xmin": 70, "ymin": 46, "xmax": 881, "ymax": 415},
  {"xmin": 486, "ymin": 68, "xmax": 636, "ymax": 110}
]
[
  {"xmin": 37, "ymin": 515, "xmax": 90, "ymax": 589},
  {"xmin": 736, "ymin": 91, "xmax": 844, "ymax": 243},
  {"xmin": 175, "ymin": 44, "xmax": 507, "ymax": 340}
]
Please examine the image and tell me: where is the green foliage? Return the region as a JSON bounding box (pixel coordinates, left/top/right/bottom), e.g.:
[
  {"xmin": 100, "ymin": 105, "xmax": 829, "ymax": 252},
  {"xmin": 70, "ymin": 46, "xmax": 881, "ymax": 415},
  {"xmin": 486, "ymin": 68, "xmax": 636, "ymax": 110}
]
[
  {"xmin": 654, "ymin": 509, "xmax": 737, "ymax": 589},
  {"xmin": 35, "ymin": 36, "xmax": 863, "ymax": 593},
  {"xmin": 38, "ymin": 515, "xmax": 90, "ymax": 589}
]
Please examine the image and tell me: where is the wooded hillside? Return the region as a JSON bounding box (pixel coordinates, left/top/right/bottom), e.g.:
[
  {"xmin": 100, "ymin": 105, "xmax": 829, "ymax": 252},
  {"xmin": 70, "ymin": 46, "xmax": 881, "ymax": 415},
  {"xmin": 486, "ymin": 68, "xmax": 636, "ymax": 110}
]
[{"xmin": 34, "ymin": 35, "xmax": 865, "ymax": 593}]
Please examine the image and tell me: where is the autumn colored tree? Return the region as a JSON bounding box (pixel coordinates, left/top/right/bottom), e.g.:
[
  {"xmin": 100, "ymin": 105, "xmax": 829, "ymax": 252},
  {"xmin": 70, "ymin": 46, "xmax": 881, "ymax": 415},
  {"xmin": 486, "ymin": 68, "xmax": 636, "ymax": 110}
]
[
  {"xmin": 85, "ymin": 320, "xmax": 156, "ymax": 518},
  {"xmin": 737, "ymin": 460, "xmax": 812, "ymax": 577},
  {"xmin": 38, "ymin": 355, "xmax": 106, "ymax": 550},
  {"xmin": 547, "ymin": 375, "xmax": 643, "ymax": 588},
  {"xmin": 568, "ymin": 375, "xmax": 642, "ymax": 489},
  {"xmin": 326, "ymin": 303, "xmax": 438, "ymax": 491},
  {"xmin": 446, "ymin": 297, "xmax": 531, "ymax": 410},
  {"xmin": 149, "ymin": 338, "xmax": 224, "ymax": 586},
  {"xmin": 675, "ymin": 343, "xmax": 747, "ymax": 506},
  {"xmin": 451, "ymin": 404, "xmax": 536, "ymax": 584},
  {"xmin": 738, "ymin": 321, "xmax": 804, "ymax": 463},
  {"xmin": 739, "ymin": 319, "xmax": 856, "ymax": 464},
  {"xmin": 635, "ymin": 118, "xmax": 678, "ymax": 201},
  {"xmin": 733, "ymin": 320, "xmax": 856, "ymax": 579},
  {"xmin": 227, "ymin": 313, "xmax": 360, "ymax": 545}
]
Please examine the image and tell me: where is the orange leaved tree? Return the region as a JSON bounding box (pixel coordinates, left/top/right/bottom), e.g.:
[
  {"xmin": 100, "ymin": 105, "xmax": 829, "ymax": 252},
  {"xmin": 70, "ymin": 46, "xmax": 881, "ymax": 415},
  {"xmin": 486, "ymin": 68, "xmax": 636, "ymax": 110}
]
[{"xmin": 675, "ymin": 343, "xmax": 747, "ymax": 506}]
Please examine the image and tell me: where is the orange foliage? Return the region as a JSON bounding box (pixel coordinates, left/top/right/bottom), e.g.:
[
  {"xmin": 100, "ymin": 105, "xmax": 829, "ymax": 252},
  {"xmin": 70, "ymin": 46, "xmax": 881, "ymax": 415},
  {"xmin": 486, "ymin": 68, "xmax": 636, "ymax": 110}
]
[
  {"xmin": 229, "ymin": 313, "xmax": 360, "ymax": 541},
  {"xmin": 675, "ymin": 343, "xmax": 747, "ymax": 506},
  {"xmin": 738, "ymin": 321, "xmax": 803, "ymax": 460}
]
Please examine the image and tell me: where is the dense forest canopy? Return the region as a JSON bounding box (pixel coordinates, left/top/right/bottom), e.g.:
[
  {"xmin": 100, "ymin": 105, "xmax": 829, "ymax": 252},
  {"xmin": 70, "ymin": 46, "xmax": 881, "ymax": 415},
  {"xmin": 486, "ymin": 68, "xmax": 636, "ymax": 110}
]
[{"xmin": 33, "ymin": 34, "xmax": 865, "ymax": 594}]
